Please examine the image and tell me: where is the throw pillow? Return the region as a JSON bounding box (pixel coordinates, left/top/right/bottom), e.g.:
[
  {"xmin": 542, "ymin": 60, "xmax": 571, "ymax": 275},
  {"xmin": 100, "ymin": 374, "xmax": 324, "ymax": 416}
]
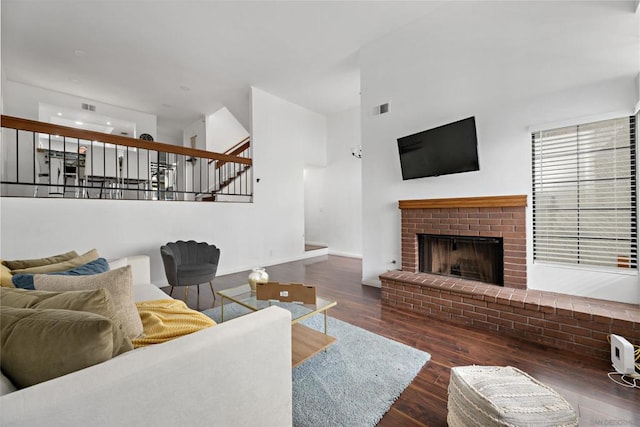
[
  {"xmin": 33, "ymin": 266, "xmax": 143, "ymax": 338},
  {"xmin": 0, "ymin": 263, "xmax": 13, "ymax": 288},
  {"xmin": 0, "ymin": 287, "xmax": 133, "ymax": 356},
  {"xmin": 11, "ymin": 258, "xmax": 110, "ymax": 290},
  {"xmin": 11, "ymin": 249, "xmax": 99, "ymax": 275},
  {"xmin": 0, "ymin": 306, "xmax": 114, "ymax": 389},
  {"xmin": 2, "ymin": 250, "xmax": 78, "ymax": 271}
]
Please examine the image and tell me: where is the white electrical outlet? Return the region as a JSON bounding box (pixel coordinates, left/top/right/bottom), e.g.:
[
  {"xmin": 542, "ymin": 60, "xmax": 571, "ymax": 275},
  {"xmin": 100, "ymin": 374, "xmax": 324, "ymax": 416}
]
[{"xmin": 611, "ymin": 334, "xmax": 635, "ymax": 375}]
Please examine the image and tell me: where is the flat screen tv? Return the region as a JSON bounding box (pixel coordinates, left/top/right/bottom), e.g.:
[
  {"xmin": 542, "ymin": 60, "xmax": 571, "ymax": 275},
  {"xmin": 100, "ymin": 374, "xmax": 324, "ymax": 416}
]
[{"xmin": 397, "ymin": 116, "xmax": 479, "ymax": 180}]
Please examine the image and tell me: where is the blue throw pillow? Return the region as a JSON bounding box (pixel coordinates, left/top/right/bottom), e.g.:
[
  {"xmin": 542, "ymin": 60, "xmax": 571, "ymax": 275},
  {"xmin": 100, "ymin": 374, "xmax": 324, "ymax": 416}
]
[{"xmin": 12, "ymin": 258, "xmax": 110, "ymax": 290}]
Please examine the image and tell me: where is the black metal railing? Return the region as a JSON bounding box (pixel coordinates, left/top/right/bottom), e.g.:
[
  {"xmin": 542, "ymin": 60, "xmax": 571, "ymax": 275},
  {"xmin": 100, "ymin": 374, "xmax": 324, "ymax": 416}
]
[
  {"xmin": 0, "ymin": 116, "xmax": 253, "ymax": 202},
  {"xmin": 197, "ymin": 137, "xmax": 252, "ymax": 201}
]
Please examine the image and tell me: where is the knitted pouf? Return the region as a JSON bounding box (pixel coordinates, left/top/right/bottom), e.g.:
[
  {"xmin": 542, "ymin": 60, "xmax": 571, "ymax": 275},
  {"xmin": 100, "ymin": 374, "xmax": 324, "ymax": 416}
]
[{"xmin": 447, "ymin": 366, "xmax": 578, "ymax": 427}]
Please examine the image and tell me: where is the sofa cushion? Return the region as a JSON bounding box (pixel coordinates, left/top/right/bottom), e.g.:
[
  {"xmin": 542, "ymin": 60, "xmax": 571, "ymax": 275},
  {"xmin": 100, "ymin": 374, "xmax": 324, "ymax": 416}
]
[
  {"xmin": 33, "ymin": 266, "xmax": 143, "ymax": 339},
  {"xmin": 0, "ymin": 306, "xmax": 114, "ymax": 389},
  {"xmin": 2, "ymin": 250, "xmax": 78, "ymax": 271},
  {"xmin": 134, "ymin": 282, "xmax": 171, "ymax": 302},
  {"xmin": 11, "ymin": 257, "xmax": 110, "ymax": 290},
  {"xmin": 0, "ymin": 287, "xmax": 133, "ymax": 356},
  {"xmin": 0, "ymin": 371, "xmax": 17, "ymax": 396},
  {"xmin": 10, "ymin": 249, "xmax": 99, "ymax": 275}
]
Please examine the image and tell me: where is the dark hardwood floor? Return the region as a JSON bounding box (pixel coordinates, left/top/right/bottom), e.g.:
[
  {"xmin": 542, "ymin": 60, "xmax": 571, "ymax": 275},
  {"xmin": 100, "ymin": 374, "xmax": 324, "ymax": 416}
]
[{"xmin": 168, "ymin": 255, "xmax": 640, "ymax": 426}]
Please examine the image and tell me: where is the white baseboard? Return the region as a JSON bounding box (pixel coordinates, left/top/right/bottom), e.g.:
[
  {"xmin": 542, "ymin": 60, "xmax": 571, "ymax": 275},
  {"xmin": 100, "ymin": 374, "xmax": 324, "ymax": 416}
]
[
  {"xmin": 328, "ymin": 250, "xmax": 362, "ymax": 259},
  {"xmin": 362, "ymin": 278, "xmax": 381, "ymax": 288},
  {"xmin": 299, "ymin": 247, "xmax": 330, "ymax": 259},
  {"xmin": 305, "ymin": 241, "xmax": 328, "ymax": 247}
]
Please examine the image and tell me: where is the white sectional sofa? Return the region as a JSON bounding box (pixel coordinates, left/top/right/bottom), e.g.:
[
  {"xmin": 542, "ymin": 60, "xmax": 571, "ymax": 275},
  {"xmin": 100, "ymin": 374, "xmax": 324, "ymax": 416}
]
[{"xmin": 0, "ymin": 255, "xmax": 293, "ymax": 427}]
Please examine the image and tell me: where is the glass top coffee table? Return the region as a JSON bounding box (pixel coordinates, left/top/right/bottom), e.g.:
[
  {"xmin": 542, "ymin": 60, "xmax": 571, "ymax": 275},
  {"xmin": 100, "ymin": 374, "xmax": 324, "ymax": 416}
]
[{"xmin": 217, "ymin": 284, "xmax": 337, "ymax": 367}]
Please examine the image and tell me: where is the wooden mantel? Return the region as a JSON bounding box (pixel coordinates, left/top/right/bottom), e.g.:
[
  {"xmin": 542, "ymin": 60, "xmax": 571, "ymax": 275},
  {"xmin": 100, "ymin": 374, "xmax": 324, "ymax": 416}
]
[{"xmin": 398, "ymin": 195, "xmax": 527, "ymax": 209}]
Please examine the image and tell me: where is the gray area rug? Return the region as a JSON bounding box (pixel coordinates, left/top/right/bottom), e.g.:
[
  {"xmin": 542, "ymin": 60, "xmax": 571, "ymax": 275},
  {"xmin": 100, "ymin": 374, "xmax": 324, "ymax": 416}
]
[{"xmin": 202, "ymin": 303, "xmax": 431, "ymax": 427}]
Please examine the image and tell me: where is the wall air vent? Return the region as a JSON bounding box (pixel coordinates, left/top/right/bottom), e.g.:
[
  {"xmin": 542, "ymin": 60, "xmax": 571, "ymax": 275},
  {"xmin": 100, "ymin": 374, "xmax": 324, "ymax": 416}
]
[
  {"xmin": 81, "ymin": 103, "xmax": 96, "ymax": 112},
  {"xmin": 373, "ymin": 102, "xmax": 389, "ymax": 116}
]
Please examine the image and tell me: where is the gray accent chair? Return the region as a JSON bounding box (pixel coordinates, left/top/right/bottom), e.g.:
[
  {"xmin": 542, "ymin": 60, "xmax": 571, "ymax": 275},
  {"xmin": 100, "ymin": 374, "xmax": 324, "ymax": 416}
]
[{"xmin": 160, "ymin": 240, "xmax": 220, "ymax": 310}]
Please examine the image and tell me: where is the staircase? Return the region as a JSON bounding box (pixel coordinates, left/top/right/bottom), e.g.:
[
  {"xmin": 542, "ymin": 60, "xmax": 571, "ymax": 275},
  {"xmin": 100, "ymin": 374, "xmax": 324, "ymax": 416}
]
[{"xmin": 197, "ymin": 137, "xmax": 251, "ymax": 202}]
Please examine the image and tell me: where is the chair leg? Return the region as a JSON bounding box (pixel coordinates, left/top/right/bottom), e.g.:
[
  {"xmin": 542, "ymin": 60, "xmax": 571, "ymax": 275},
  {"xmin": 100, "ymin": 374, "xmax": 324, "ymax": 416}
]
[
  {"xmin": 169, "ymin": 286, "xmax": 174, "ymax": 297},
  {"xmin": 184, "ymin": 286, "xmax": 189, "ymax": 307},
  {"xmin": 196, "ymin": 284, "xmax": 200, "ymax": 311},
  {"xmin": 209, "ymin": 280, "xmax": 216, "ymax": 307}
]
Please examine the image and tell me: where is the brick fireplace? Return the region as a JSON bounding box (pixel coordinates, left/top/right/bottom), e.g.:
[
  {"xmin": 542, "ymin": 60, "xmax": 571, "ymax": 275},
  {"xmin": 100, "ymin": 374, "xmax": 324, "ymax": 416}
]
[
  {"xmin": 380, "ymin": 195, "xmax": 640, "ymax": 361},
  {"xmin": 400, "ymin": 195, "xmax": 527, "ymax": 289}
]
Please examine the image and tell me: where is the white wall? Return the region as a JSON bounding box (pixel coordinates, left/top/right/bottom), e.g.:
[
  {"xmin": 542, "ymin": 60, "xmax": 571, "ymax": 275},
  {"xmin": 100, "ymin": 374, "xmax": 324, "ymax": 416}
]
[
  {"xmin": 251, "ymin": 86, "xmax": 326, "ymax": 259},
  {"xmin": 156, "ymin": 131, "xmax": 181, "ymax": 146},
  {"xmin": 205, "ymin": 107, "xmax": 249, "ymax": 153},
  {"xmin": 0, "ymin": 88, "xmax": 322, "ymax": 284},
  {"xmin": 636, "ymin": 72, "xmax": 640, "ymax": 114},
  {"xmin": 301, "ymin": 105, "xmax": 328, "ymax": 248},
  {"xmin": 182, "ymin": 117, "xmax": 207, "ymax": 194},
  {"xmin": 304, "ymin": 112, "xmax": 328, "ymax": 168},
  {"xmin": 324, "ymin": 107, "xmax": 362, "ymax": 258},
  {"xmin": 182, "ymin": 117, "xmax": 206, "ymax": 150},
  {"xmin": 2, "ymin": 81, "xmax": 156, "ymax": 138},
  {"xmin": 302, "ymin": 107, "xmax": 362, "ymax": 258},
  {"xmin": 360, "ymin": 13, "xmax": 639, "ymax": 303},
  {"xmin": 304, "ymin": 166, "xmax": 327, "ymax": 247}
]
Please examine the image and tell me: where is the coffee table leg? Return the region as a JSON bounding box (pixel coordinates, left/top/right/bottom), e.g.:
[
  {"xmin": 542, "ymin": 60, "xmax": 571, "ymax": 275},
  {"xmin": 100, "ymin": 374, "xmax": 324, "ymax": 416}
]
[{"xmin": 323, "ymin": 311, "xmax": 328, "ymax": 335}]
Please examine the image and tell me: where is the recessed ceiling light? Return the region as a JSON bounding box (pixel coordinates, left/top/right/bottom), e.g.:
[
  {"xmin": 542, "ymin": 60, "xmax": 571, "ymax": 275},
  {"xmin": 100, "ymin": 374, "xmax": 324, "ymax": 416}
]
[
  {"xmin": 75, "ymin": 121, "xmax": 83, "ymax": 125},
  {"xmin": 57, "ymin": 112, "xmax": 62, "ymax": 116},
  {"xmin": 74, "ymin": 49, "xmax": 87, "ymax": 57},
  {"xmin": 106, "ymin": 121, "xmax": 111, "ymax": 125}
]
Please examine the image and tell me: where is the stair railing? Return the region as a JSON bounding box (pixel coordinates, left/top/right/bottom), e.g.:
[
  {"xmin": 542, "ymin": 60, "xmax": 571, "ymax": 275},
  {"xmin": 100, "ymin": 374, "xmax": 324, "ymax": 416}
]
[{"xmin": 201, "ymin": 136, "xmax": 252, "ymax": 200}]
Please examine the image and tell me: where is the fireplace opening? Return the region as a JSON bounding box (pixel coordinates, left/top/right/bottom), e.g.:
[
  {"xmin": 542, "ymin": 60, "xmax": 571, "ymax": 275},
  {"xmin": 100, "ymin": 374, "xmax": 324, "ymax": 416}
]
[{"xmin": 418, "ymin": 234, "xmax": 504, "ymax": 286}]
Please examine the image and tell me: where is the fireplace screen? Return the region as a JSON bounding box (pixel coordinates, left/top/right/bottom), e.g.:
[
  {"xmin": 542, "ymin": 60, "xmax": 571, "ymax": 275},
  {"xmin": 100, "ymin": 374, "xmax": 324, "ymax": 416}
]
[{"xmin": 419, "ymin": 234, "xmax": 504, "ymax": 285}]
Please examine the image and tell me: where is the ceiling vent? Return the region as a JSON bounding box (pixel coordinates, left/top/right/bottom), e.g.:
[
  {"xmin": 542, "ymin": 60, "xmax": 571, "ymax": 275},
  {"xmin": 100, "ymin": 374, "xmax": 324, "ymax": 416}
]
[
  {"xmin": 120, "ymin": 132, "xmax": 129, "ymax": 136},
  {"xmin": 81, "ymin": 103, "xmax": 96, "ymax": 112}
]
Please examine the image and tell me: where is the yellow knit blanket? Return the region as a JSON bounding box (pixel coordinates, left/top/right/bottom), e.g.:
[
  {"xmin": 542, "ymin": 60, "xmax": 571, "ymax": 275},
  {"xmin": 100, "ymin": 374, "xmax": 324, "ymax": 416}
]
[{"xmin": 132, "ymin": 299, "xmax": 216, "ymax": 348}]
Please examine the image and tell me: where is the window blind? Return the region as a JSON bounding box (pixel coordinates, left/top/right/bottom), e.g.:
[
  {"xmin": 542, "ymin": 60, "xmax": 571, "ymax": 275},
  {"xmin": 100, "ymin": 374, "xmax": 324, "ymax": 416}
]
[{"xmin": 532, "ymin": 116, "xmax": 637, "ymax": 269}]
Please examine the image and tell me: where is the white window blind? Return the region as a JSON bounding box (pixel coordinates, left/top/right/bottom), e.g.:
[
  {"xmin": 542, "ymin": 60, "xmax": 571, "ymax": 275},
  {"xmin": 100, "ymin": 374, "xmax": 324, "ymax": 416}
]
[{"xmin": 532, "ymin": 116, "xmax": 636, "ymax": 270}]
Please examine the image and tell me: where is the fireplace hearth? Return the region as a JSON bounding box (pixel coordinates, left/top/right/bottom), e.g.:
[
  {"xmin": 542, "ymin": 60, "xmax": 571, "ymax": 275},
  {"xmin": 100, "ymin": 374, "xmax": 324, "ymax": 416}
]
[
  {"xmin": 419, "ymin": 234, "xmax": 503, "ymax": 285},
  {"xmin": 382, "ymin": 195, "xmax": 640, "ymax": 363}
]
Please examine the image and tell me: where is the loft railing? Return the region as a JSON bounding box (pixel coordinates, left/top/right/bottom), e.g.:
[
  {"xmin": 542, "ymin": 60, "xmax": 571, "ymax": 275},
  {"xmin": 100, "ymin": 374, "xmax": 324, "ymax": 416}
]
[{"xmin": 0, "ymin": 115, "xmax": 253, "ymax": 202}]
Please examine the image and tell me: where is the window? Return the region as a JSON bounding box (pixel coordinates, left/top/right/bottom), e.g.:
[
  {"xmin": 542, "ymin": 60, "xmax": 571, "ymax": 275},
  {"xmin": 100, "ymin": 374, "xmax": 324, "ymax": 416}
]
[{"xmin": 532, "ymin": 116, "xmax": 636, "ymax": 270}]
